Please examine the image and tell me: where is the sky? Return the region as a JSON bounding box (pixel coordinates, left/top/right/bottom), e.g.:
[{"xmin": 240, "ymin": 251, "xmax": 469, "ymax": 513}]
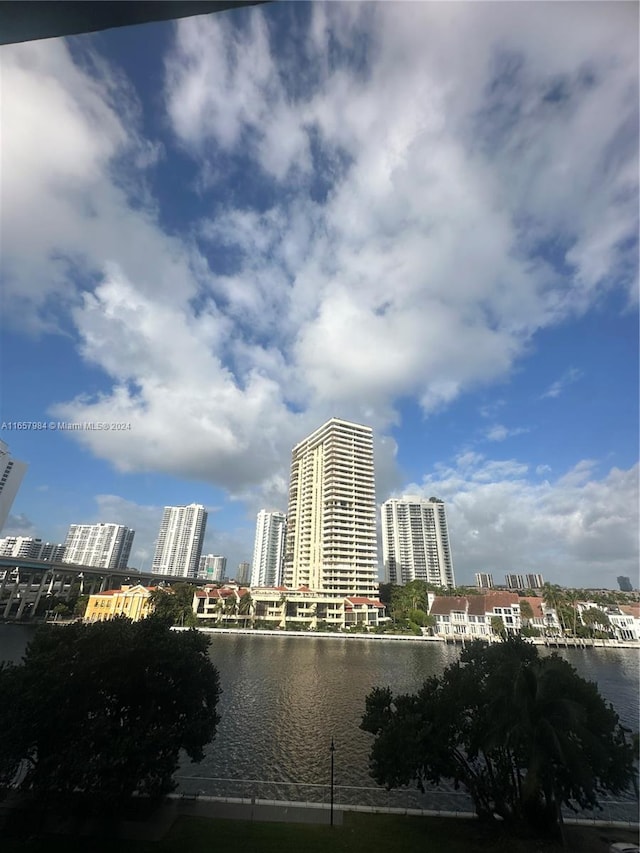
[{"xmin": 1, "ymin": 1, "xmax": 638, "ymax": 588}]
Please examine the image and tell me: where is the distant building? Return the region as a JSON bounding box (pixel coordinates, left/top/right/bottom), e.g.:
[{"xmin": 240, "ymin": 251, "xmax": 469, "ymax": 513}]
[
  {"xmin": 0, "ymin": 536, "xmax": 65, "ymax": 561},
  {"xmin": 198, "ymin": 554, "xmax": 227, "ymax": 582},
  {"xmin": 381, "ymin": 496, "xmax": 455, "ymax": 588},
  {"xmin": 284, "ymin": 418, "xmax": 378, "ymax": 597},
  {"xmin": 251, "ymin": 510, "xmax": 286, "ymax": 587},
  {"xmin": 152, "ymin": 504, "xmax": 207, "ymax": 578},
  {"xmin": 63, "ymin": 523, "xmax": 134, "ymax": 570},
  {"xmin": 475, "ymin": 572, "xmax": 494, "ymax": 589},
  {"xmin": 526, "ymin": 573, "xmax": 544, "ymax": 589},
  {"xmin": 84, "ymin": 585, "xmax": 155, "ymax": 622},
  {"xmin": 506, "ymin": 573, "xmax": 545, "ymax": 590},
  {"xmin": 0, "ymin": 441, "xmax": 28, "ymax": 532},
  {"xmin": 617, "ymin": 576, "xmax": 633, "ymax": 592},
  {"xmin": 236, "ymin": 561, "xmax": 251, "ymax": 585}
]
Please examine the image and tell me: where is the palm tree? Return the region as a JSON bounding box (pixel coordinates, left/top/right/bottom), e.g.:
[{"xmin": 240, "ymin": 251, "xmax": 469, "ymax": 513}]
[
  {"xmin": 238, "ymin": 592, "xmax": 253, "ymax": 627},
  {"xmin": 278, "ymin": 593, "xmax": 288, "ymax": 629},
  {"xmin": 542, "ymin": 584, "xmax": 566, "ymax": 636},
  {"xmin": 520, "ymin": 600, "xmax": 534, "ymax": 627}
]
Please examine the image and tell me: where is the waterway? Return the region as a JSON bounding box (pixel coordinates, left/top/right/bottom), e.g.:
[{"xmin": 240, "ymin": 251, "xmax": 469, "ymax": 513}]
[{"xmin": 1, "ymin": 625, "xmax": 638, "ymax": 818}]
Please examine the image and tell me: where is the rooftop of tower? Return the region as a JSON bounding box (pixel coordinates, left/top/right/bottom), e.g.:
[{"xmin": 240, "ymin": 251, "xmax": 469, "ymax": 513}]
[{"xmin": 291, "ymin": 417, "xmax": 373, "ymax": 452}]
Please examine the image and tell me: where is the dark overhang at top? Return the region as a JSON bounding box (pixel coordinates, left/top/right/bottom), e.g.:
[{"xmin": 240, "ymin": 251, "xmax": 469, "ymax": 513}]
[{"xmin": 0, "ymin": 1, "xmax": 269, "ymax": 46}]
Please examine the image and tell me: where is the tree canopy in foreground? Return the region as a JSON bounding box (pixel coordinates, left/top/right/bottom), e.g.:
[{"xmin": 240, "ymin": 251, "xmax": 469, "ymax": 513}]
[
  {"xmin": 0, "ymin": 617, "xmax": 220, "ymax": 810},
  {"xmin": 361, "ymin": 637, "xmax": 636, "ymax": 839}
]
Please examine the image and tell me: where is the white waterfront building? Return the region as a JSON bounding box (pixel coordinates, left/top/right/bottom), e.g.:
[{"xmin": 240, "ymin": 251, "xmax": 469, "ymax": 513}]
[
  {"xmin": 283, "ymin": 418, "xmax": 378, "ymax": 598},
  {"xmin": 381, "ymin": 496, "xmax": 455, "ymax": 588},
  {"xmin": 63, "ymin": 523, "xmax": 135, "ymax": 570},
  {"xmin": 251, "ymin": 510, "xmax": 286, "ymax": 587},
  {"xmin": 152, "ymin": 504, "xmax": 207, "ymax": 578},
  {"xmin": 0, "ymin": 441, "xmax": 27, "ymax": 532}
]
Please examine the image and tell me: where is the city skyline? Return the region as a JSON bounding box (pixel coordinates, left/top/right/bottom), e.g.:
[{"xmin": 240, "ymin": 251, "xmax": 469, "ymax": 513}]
[{"xmin": 1, "ymin": 4, "xmax": 637, "ymax": 588}]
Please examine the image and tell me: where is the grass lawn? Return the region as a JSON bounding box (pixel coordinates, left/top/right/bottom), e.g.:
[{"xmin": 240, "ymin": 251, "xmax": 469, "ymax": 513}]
[{"xmin": 2, "ymin": 810, "xmax": 637, "ymax": 853}]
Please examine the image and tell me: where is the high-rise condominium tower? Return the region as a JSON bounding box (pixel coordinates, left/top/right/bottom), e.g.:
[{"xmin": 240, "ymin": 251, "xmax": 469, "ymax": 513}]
[
  {"xmin": 63, "ymin": 523, "xmax": 135, "ymax": 570},
  {"xmin": 236, "ymin": 561, "xmax": 251, "ymax": 585},
  {"xmin": 0, "ymin": 536, "xmax": 65, "ymax": 561},
  {"xmin": 152, "ymin": 504, "xmax": 207, "ymax": 578},
  {"xmin": 198, "ymin": 554, "xmax": 227, "ymax": 582},
  {"xmin": 381, "ymin": 496, "xmax": 455, "ymax": 588},
  {"xmin": 475, "ymin": 572, "xmax": 494, "ymax": 589},
  {"xmin": 283, "ymin": 418, "xmax": 378, "ymax": 597},
  {"xmin": 251, "ymin": 510, "xmax": 286, "ymax": 587},
  {"xmin": 0, "ymin": 441, "xmax": 27, "ymax": 532}
]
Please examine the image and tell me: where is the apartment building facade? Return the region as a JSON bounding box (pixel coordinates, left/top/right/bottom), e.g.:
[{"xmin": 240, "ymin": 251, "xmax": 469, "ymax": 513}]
[
  {"xmin": 63, "ymin": 523, "xmax": 134, "ymax": 570},
  {"xmin": 152, "ymin": 504, "xmax": 207, "ymax": 577},
  {"xmin": 283, "ymin": 418, "xmax": 378, "ymax": 597},
  {"xmin": 251, "ymin": 510, "xmax": 286, "ymax": 587},
  {"xmin": 381, "ymin": 496, "xmax": 455, "ymax": 588}
]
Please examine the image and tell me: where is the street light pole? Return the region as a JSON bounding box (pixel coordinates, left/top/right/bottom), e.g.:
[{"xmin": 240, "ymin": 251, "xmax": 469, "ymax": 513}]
[{"xmin": 330, "ymin": 736, "xmax": 335, "ymax": 827}]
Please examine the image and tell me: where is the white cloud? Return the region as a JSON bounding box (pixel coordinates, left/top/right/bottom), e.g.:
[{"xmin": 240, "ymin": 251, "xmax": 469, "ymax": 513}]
[
  {"xmin": 1, "ymin": 5, "xmax": 637, "ymax": 518},
  {"xmin": 402, "ymin": 456, "xmax": 639, "ymax": 588},
  {"xmin": 2, "ymin": 514, "xmax": 38, "ymax": 538},
  {"xmin": 540, "ymin": 367, "xmax": 584, "ymax": 399},
  {"xmin": 485, "ymin": 424, "xmax": 530, "ymax": 442}
]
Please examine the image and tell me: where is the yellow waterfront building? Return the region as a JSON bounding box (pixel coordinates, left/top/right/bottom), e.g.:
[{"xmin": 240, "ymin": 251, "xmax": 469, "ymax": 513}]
[{"xmin": 84, "ymin": 584, "xmax": 156, "ymax": 622}]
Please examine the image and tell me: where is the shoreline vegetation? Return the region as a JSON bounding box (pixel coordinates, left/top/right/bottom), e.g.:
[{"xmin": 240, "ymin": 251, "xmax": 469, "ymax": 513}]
[{"xmin": 171, "ymin": 625, "xmax": 640, "ymax": 648}]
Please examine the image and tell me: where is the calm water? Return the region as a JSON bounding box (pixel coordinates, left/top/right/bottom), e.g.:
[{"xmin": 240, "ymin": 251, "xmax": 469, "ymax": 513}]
[{"xmin": 2, "ymin": 626, "xmax": 638, "ymax": 816}]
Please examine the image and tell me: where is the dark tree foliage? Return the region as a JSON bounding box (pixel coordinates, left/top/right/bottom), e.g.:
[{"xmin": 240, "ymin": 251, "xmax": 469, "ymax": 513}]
[
  {"xmin": 149, "ymin": 583, "xmax": 197, "ymax": 626},
  {"xmin": 361, "ymin": 638, "xmax": 636, "ymax": 839},
  {"xmin": 0, "ymin": 617, "xmax": 220, "ymax": 810}
]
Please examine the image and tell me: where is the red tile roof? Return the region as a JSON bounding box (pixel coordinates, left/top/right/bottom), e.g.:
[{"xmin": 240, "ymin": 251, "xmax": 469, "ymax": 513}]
[
  {"xmin": 519, "ymin": 596, "xmax": 545, "ymax": 619},
  {"xmin": 621, "ymin": 604, "xmax": 640, "ymax": 618},
  {"xmin": 345, "ymin": 597, "xmax": 385, "ymax": 607},
  {"xmin": 429, "ymin": 596, "xmax": 468, "ymax": 616}
]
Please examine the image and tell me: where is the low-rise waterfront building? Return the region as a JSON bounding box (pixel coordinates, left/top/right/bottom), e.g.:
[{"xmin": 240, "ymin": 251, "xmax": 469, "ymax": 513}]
[
  {"xmin": 193, "ymin": 584, "xmax": 386, "ymax": 630},
  {"xmin": 428, "ymin": 592, "xmax": 522, "ymax": 637},
  {"xmin": 607, "ymin": 604, "xmax": 640, "ymax": 641},
  {"xmin": 83, "ymin": 584, "xmax": 156, "ymax": 622}
]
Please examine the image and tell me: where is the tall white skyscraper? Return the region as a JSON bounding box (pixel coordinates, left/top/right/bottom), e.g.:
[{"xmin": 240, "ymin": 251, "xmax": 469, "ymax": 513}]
[
  {"xmin": 152, "ymin": 504, "xmax": 207, "ymax": 578},
  {"xmin": 283, "ymin": 418, "xmax": 378, "ymax": 597},
  {"xmin": 63, "ymin": 523, "xmax": 135, "ymax": 570},
  {"xmin": 381, "ymin": 496, "xmax": 455, "ymax": 588},
  {"xmin": 0, "ymin": 441, "xmax": 27, "ymax": 532},
  {"xmin": 198, "ymin": 554, "xmax": 227, "ymax": 582},
  {"xmin": 251, "ymin": 510, "xmax": 286, "ymax": 587}
]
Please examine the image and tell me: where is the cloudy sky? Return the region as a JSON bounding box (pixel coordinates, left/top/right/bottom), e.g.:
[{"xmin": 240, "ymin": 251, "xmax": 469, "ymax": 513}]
[{"xmin": 1, "ymin": 2, "xmax": 637, "ymax": 588}]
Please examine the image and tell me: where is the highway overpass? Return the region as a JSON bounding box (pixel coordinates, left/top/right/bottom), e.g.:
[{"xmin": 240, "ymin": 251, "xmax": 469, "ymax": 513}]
[{"xmin": 0, "ymin": 557, "xmax": 202, "ymax": 621}]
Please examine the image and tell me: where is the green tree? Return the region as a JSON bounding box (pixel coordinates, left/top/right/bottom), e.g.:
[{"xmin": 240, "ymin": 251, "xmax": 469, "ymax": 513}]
[
  {"xmin": 519, "ymin": 600, "xmax": 534, "ymax": 625},
  {"xmin": 361, "ymin": 638, "xmax": 636, "ymax": 840},
  {"xmin": 542, "ymin": 584, "xmax": 566, "ymax": 635},
  {"xmin": 0, "ymin": 618, "xmax": 220, "ymax": 813},
  {"xmin": 73, "ymin": 594, "xmax": 90, "ymax": 618},
  {"xmin": 149, "ymin": 584, "xmax": 197, "ymax": 627},
  {"xmin": 490, "ymin": 615, "xmax": 506, "ymax": 638},
  {"xmin": 238, "ymin": 591, "xmax": 253, "ymax": 626},
  {"xmin": 581, "ymin": 608, "xmax": 611, "ymax": 633}
]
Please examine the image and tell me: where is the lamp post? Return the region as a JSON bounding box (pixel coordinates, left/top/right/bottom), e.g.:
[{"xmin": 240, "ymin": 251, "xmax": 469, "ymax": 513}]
[{"xmin": 329, "ymin": 736, "xmax": 335, "ymax": 827}]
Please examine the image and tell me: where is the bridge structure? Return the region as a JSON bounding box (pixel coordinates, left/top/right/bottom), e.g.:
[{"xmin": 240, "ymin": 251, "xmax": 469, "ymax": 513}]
[{"xmin": 0, "ymin": 557, "xmax": 202, "ymax": 621}]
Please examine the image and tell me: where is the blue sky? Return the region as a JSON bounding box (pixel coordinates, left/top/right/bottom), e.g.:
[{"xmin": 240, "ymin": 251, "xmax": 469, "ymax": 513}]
[{"xmin": 1, "ymin": 2, "xmax": 638, "ymax": 587}]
